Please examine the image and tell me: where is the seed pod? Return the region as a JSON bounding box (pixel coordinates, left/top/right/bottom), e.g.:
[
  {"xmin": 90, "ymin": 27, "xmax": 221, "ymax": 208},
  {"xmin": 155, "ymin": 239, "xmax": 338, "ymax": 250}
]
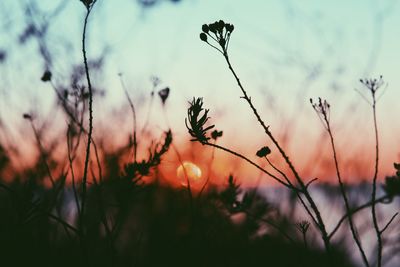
[
  {"xmin": 200, "ymin": 33, "xmax": 208, "ymax": 42},
  {"xmin": 202, "ymin": 24, "xmax": 209, "ymax": 33},
  {"xmin": 256, "ymin": 146, "xmax": 271, "ymax": 157}
]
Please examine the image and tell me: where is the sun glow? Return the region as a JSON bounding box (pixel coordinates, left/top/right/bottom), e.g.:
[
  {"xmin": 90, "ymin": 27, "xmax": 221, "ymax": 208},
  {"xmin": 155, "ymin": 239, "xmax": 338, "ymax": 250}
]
[{"xmin": 176, "ymin": 161, "xmax": 203, "ymax": 186}]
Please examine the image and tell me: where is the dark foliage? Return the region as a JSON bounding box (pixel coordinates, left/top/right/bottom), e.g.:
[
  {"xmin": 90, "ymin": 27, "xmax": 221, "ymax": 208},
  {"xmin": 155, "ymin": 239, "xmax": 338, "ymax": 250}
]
[
  {"xmin": 383, "ymin": 163, "xmax": 400, "ymax": 199},
  {"xmin": 185, "ymin": 97, "xmax": 215, "ymax": 143}
]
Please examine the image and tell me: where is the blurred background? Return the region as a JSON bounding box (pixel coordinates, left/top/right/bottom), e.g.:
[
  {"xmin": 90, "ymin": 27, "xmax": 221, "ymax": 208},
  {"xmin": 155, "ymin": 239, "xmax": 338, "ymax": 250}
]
[
  {"xmin": 1, "ymin": 1, "xmax": 400, "ymax": 266},
  {"xmin": 1, "ymin": 0, "xmax": 399, "ymax": 186}
]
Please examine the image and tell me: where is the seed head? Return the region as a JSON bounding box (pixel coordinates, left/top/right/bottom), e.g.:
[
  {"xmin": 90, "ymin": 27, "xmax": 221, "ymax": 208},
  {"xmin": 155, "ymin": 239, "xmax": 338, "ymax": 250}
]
[
  {"xmin": 199, "ymin": 20, "xmax": 235, "ymax": 52},
  {"xmin": 256, "ymin": 146, "xmax": 271, "ymax": 158}
]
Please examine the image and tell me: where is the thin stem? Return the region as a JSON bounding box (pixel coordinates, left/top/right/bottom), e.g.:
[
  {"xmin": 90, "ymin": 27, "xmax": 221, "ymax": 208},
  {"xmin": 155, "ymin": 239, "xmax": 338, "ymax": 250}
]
[
  {"xmin": 265, "ymin": 157, "xmax": 319, "ymax": 226},
  {"xmin": 222, "ymin": 51, "xmax": 330, "ymax": 252},
  {"xmin": 371, "ymin": 93, "xmax": 382, "ymax": 267},
  {"xmin": 80, "ymin": 5, "xmax": 95, "ymax": 234},
  {"xmin": 245, "ymin": 211, "xmax": 295, "ymax": 244},
  {"xmin": 198, "ymin": 141, "xmax": 216, "ymax": 197},
  {"xmin": 302, "ymin": 231, "xmax": 308, "ymax": 249},
  {"xmin": 329, "ymin": 195, "xmax": 390, "ymax": 239},
  {"xmin": 29, "ymin": 120, "xmax": 56, "ymax": 188},
  {"xmin": 265, "ymin": 157, "xmax": 292, "ymax": 186},
  {"xmin": 119, "ymin": 74, "xmax": 138, "ymax": 162},
  {"xmin": 326, "ymin": 122, "xmax": 369, "ymax": 267},
  {"xmin": 67, "ymin": 126, "xmax": 81, "ymax": 219},
  {"xmin": 380, "ymin": 212, "xmax": 398, "ymax": 234},
  {"xmin": 205, "ymin": 142, "xmax": 294, "ymax": 190},
  {"xmin": 141, "ymin": 83, "xmax": 156, "ymax": 134}
]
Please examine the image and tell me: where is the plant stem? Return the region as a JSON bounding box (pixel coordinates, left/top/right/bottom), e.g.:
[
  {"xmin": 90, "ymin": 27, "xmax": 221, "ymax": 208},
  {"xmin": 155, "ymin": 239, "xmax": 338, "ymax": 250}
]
[
  {"xmin": 205, "ymin": 142, "xmax": 292, "ymax": 189},
  {"xmin": 119, "ymin": 75, "xmax": 138, "ymax": 162},
  {"xmin": 302, "ymin": 231, "xmax": 308, "ymax": 250},
  {"xmin": 80, "ymin": 4, "xmax": 95, "ymax": 241},
  {"xmin": 222, "ymin": 52, "xmax": 331, "ymax": 253},
  {"xmin": 67, "ymin": 127, "xmax": 81, "ymax": 220},
  {"xmin": 371, "ymin": 93, "xmax": 382, "ymax": 267},
  {"xmin": 326, "ymin": 122, "xmax": 370, "ymax": 267},
  {"xmin": 329, "ymin": 195, "xmax": 390, "ymax": 239}
]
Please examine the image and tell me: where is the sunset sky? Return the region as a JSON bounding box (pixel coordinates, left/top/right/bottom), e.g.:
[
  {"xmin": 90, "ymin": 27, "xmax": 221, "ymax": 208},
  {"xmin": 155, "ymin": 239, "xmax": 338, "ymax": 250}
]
[{"xmin": 1, "ymin": 0, "xmax": 399, "ymax": 186}]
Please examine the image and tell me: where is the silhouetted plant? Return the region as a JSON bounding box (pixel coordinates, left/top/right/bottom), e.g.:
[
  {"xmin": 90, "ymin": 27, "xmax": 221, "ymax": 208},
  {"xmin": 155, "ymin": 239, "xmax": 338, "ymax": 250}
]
[
  {"xmin": 383, "ymin": 163, "xmax": 400, "ymax": 199},
  {"xmin": 124, "ymin": 130, "xmax": 172, "ymax": 180},
  {"xmin": 193, "ymin": 20, "xmax": 400, "ymax": 266},
  {"xmin": 311, "ymin": 97, "xmax": 370, "ymax": 267},
  {"xmin": 1, "ymin": 4, "xmax": 399, "ymax": 266},
  {"xmin": 256, "ymin": 146, "xmax": 271, "ymax": 158},
  {"xmin": 80, "ymin": 0, "xmax": 97, "ymax": 242},
  {"xmin": 296, "ymin": 220, "xmax": 310, "ymax": 249},
  {"xmin": 200, "ymin": 20, "xmax": 234, "ymax": 54},
  {"xmin": 197, "ymin": 20, "xmax": 332, "ymax": 253},
  {"xmin": 359, "ymin": 76, "xmax": 386, "ymax": 267},
  {"xmin": 158, "ymin": 87, "xmax": 170, "ymax": 105},
  {"xmin": 185, "ymin": 97, "xmax": 215, "ymax": 143},
  {"xmin": 219, "ymin": 175, "xmax": 241, "ymax": 213}
]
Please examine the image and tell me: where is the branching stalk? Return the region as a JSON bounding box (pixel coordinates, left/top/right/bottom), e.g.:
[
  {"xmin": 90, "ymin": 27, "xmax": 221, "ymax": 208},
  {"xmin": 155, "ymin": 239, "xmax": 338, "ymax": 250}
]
[{"xmin": 222, "ymin": 51, "xmax": 330, "ymax": 252}]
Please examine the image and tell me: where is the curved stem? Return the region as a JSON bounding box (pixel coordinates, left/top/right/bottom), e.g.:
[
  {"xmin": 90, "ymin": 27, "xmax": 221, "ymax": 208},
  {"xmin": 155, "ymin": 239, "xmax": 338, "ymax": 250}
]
[
  {"xmin": 205, "ymin": 142, "xmax": 295, "ymax": 190},
  {"xmin": 80, "ymin": 4, "xmax": 95, "ymax": 237}
]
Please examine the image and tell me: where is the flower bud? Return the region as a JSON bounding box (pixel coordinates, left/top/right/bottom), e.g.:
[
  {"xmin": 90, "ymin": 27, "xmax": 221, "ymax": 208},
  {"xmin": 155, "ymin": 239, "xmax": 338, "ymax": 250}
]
[
  {"xmin": 199, "ymin": 33, "xmax": 208, "ymax": 42},
  {"xmin": 202, "ymin": 24, "xmax": 209, "ymax": 33},
  {"xmin": 41, "ymin": 70, "xmax": 52, "ymax": 82},
  {"xmin": 256, "ymin": 146, "xmax": 271, "ymax": 157}
]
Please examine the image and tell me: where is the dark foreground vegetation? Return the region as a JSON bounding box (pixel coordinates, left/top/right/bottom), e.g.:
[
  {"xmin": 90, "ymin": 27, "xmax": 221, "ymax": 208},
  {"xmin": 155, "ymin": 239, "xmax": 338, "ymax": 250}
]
[{"xmin": 0, "ymin": 173, "xmax": 355, "ymax": 267}]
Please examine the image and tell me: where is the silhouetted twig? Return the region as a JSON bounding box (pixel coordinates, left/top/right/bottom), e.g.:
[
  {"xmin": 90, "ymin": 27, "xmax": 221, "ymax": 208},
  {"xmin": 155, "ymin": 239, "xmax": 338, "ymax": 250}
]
[
  {"xmin": 329, "ymin": 195, "xmax": 391, "ymax": 239},
  {"xmin": 360, "ymin": 77, "xmax": 384, "ymax": 267},
  {"xmin": 199, "ymin": 20, "xmax": 331, "ymax": 253},
  {"xmin": 80, "ymin": 0, "xmax": 97, "ymax": 237},
  {"xmin": 311, "ymin": 97, "xmax": 369, "ymax": 267}
]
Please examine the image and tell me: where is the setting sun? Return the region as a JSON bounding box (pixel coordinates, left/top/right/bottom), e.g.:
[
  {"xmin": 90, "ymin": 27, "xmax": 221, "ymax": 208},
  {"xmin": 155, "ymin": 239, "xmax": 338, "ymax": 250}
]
[{"xmin": 176, "ymin": 161, "xmax": 203, "ymax": 186}]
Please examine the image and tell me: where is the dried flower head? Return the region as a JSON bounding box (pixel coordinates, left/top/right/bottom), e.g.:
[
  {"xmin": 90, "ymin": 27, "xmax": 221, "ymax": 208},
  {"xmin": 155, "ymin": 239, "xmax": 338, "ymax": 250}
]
[
  {"xmin": 200, "ymin": 20, "xmax": 235, "ymax": 53},
  {"xmin": 310, "ymin": 97, "xmax": 331, "ymax": 129},
  {"xmin": 158, "ymin": 87, "xmax": 170, "ymax": 105},
  {"xmin": 80, "ymin": 0, "xmax": 96, "ymax": 9},
  {"xmin": 256, "ymin": 146, "xmax": 271, "ymax": 158},
  {"xmin": 360, "ymin": 75, "xmax": 384, "ymax": 94},
  {"xmin": 185, "ymin": 97, "xmax": 214, "ymax": 143}
]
